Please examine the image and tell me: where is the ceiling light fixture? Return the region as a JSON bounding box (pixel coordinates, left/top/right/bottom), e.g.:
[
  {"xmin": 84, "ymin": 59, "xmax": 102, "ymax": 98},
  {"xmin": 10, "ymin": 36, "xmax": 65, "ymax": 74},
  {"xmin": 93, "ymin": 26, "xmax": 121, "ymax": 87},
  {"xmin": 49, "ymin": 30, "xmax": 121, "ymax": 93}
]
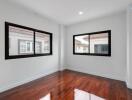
[{"xmin": 78, "ymin": 11, "xmax": 84, "ymax": 15}]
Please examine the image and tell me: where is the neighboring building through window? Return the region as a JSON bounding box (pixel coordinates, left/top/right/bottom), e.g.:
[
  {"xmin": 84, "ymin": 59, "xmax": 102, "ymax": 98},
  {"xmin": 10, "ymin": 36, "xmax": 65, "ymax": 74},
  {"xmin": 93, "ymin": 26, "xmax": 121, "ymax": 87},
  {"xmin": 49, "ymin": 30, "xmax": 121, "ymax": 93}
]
[
  {"xmin": 18, "ymin": 40, "xmax": 34, "ymax": 54},
  {"xmin": 94, "ymin": 44, "xmax": 108, "ymax": 54}
]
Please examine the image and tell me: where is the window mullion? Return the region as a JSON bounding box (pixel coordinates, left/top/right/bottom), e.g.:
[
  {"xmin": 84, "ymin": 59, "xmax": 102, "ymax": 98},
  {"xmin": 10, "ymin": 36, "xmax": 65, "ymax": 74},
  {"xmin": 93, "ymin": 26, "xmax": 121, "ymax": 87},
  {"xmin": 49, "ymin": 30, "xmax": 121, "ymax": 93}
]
[
  {"xmin": 89, "ymin": 34, "xmax": 90, "ymax": 54},
  {"xmin": 34, "ymin": 31, "xmax": 36, "ymax": 55}
]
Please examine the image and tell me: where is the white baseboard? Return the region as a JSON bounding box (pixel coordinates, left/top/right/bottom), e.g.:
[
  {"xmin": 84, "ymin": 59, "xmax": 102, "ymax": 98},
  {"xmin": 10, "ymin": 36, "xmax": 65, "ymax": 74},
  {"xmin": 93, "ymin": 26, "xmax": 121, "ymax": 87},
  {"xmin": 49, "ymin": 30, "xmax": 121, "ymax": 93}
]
[
  {"xmin": 59, "ymin": 67, "xmax": 66, "ymax": 71},
  {"xmin": 0, "ymin": 69, "xmax": 58, "ymax": 93},
  {"xmin": 127, "ymin": 82, "xmax": 132, "ymax": 89}
]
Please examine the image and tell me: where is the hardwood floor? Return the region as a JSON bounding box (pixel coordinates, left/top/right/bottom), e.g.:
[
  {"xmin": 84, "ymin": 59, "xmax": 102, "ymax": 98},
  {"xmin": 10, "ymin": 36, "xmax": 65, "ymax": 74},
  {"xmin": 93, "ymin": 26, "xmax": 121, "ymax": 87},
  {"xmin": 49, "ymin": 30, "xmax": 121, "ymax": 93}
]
[
  {"xmin": 0, "ymin": 70, "xmax": 131, "ymax": 100},
  {"xmin": 128, "ymin": 89, "xmax": 132, "ymax": 100}
]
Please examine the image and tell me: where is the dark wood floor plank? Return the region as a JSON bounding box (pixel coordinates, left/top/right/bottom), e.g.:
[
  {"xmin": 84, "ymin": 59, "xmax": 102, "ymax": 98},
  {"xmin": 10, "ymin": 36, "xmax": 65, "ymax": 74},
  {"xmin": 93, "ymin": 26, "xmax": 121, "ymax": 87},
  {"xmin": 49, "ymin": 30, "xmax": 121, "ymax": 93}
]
[
  {"xmin": 128, "ymin": 89, "xmax": 132, "ymax": 100},
  {"xmin": 0, "ymin": 69, "xmax": 131, "ymax": 100}
]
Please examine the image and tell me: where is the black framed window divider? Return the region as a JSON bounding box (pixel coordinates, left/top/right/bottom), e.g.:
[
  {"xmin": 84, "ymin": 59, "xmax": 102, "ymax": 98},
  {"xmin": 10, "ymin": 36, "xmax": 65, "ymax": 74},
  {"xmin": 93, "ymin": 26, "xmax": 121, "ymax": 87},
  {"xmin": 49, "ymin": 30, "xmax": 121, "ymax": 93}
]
[
  {"xmin": 73, "ymin": 30, "xmax": 111, "ymax": 56},
  {"xmin": 5, "ymin": 22, "xmax": 52, "ymax": 59}
]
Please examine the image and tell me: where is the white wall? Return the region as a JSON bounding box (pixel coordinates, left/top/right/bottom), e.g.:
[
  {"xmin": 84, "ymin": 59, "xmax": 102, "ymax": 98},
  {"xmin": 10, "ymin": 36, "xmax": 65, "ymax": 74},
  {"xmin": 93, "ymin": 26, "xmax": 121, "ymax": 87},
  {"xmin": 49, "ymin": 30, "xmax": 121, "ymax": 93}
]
[
  {"xmin": 127, "ymin": 7, "xmax": 132, "ymax": 89},
  {"xmin": 0, "ymin": 0, "xmax": 129, "ymax": 92},
  {"xmin": 66, "ymin": 12, "xmax": 127, "ymax": 81},
  {"xmin": 0, "ymin": 0, "xmax": 60, "ymax": 92}
]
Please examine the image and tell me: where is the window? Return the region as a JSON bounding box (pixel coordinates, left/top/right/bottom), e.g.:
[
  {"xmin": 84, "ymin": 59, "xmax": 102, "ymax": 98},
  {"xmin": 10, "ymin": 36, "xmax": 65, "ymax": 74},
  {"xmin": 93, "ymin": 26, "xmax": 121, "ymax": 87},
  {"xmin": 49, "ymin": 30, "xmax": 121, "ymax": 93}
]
[
  {"xmin": 73, "ymin": 30, "xmax": 111, "ymax": 56},
  {"xmin": 5, "ymin": 22, "xmax": 52, "ymax": 59}
]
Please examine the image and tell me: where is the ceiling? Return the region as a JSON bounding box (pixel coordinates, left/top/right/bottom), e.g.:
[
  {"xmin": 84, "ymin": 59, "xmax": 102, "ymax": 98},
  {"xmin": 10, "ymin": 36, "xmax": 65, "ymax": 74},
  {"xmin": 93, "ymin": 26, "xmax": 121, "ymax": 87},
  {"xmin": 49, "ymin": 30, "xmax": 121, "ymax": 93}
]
[{"xmin": 10, "ymin": 0, "xmax": 132, "ymax": 25}]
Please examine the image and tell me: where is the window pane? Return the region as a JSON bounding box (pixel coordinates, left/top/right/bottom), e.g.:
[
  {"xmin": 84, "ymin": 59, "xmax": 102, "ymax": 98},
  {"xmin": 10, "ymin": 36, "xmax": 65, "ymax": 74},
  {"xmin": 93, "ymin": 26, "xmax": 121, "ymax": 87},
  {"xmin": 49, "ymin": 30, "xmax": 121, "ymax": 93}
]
[
  {"xmin": 90, "ymin": 33, "xmax": 109, "ymax": 54},
  {"xmin": 35, "ymin": 32, "xmax": 50, "ymax": 54},
  {"xmin": 75, "ymin": 35, "xmax": 89, "ymax": 53},
  {"xmin": 9, "ymin": 26, "xmax": 34, "ymax": 55}
]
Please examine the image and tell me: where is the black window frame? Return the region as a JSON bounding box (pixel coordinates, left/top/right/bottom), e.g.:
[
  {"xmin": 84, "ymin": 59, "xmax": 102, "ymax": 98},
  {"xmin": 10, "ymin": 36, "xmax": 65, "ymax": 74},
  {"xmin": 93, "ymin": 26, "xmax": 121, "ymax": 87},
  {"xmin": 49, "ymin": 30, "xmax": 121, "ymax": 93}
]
[
  {"xmin": 5, "ymin": 22, "xmax": 52, "ymax": 59},
  {"xmin": 73, "ymin": 30, "xmax": 111, "ymax": 56}
]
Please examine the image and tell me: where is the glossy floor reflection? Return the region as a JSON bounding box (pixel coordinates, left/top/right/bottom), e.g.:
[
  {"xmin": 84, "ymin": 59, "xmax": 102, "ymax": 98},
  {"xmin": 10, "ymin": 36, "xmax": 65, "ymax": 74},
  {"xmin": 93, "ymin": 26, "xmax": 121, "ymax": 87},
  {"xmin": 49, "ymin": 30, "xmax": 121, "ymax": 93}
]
[
  {"xmin": 40, "ymin": 93, "xmax": 50, "ymax": 100},
  {"xmin": 75, "ymin": 89, "xmax": 105, "ymax": 100},
  {"xmin": 0, "ymin": 70, "xmax": 129, "ymax": 100},
  {"xmin": 40, "ymin": 89, "xmax": 105, "ymax": 100}
]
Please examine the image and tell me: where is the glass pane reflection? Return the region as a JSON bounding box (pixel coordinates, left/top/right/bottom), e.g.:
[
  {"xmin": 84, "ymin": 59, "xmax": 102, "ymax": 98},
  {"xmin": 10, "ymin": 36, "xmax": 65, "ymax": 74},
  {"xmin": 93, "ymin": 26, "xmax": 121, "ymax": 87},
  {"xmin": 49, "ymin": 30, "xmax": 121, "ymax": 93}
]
[
  {"xmin": 9, "ymin": 26, "xmax": 34, "ymax": 55},
  {"xmin": 75, "ymin": 35, "xmax": 89, "ymax": 53},
  {"xmin": 35, "ymin": 32, "xmax": 50, "ymax": 54},
  {"xmin": 90, "ymin": 33, "xmax": 109, "ymax": 54}
]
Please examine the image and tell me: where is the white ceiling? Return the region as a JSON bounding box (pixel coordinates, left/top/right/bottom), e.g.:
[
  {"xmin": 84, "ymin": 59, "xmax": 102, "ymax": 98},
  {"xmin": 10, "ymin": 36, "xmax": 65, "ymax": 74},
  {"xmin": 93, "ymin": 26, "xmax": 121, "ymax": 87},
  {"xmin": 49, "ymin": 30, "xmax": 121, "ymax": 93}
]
[{"xmin": 10, "ymin": 0, "xmax": 132, "ymax": 25}]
